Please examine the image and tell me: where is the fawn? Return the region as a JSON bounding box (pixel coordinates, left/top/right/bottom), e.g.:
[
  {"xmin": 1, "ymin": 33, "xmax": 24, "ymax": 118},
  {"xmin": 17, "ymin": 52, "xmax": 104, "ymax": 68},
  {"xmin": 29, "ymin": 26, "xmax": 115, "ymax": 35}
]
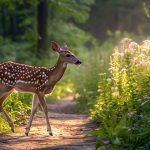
[{"xmin": 0, "ymin": 41, "xmax": 81, "ymax": 136}]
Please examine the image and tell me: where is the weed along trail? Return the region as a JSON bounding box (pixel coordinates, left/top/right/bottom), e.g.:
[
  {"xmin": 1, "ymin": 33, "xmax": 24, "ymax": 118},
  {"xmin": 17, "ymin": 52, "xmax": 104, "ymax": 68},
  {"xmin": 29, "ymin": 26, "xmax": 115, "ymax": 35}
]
[{"xmin": 0, "ymin": 96, "xmax": 96, "ymax": 150}]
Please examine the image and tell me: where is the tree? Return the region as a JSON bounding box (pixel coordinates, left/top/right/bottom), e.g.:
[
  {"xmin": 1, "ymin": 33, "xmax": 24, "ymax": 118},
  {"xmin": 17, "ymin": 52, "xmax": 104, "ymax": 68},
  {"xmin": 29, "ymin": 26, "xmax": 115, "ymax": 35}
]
[
  {"xmin": 37, "ymin": 0, "xmax": 48, "ymax": 57},
  {"xmin": 0, "ymin": 0, "xmax": 95, "ymax": 64},
  {"xmin": 84, "ymin": 0, "xmax": 150, "ymax": 41}
]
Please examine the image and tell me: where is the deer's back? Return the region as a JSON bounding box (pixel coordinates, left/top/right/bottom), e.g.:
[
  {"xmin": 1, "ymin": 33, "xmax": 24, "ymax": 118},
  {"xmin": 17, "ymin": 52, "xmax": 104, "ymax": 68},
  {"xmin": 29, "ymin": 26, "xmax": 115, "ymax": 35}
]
[{"xmin": 0, "ymin": 61, "xmax": 50, "ymax": 91}]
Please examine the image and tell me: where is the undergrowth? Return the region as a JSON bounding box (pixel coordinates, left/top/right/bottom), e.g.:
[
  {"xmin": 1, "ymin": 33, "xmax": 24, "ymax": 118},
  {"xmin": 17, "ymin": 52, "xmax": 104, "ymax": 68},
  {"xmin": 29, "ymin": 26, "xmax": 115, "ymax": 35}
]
[
  {"xmin": 0, "ymin": 93, "xmax": 32, "ymax": 133},
  {"xmin": 73, "ymin": 42, "xmax": 112, "ymax": 113}
]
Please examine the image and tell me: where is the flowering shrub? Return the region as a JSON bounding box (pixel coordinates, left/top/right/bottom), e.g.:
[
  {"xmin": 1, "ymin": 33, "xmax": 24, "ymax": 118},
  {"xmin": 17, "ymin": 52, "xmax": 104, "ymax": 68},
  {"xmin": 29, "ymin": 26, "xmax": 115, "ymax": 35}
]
[{"xmin": 91, "ymin": 39, "xmax": 150, "ymax": 149}]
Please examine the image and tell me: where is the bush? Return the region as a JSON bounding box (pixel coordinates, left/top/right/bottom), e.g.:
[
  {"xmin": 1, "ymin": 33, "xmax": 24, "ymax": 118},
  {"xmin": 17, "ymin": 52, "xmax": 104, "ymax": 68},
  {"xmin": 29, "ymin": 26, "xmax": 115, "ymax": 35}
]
[
  {"xmin": 47, "ymin": 82, "xmax": 76, "ymax": 100},
  {"xmin": 0, "ymin": 93, "xmax": 32, "ymax": 133},
  {"xmin": 91, "ymin": 39, "xmax": 150, "ymax": 149}
]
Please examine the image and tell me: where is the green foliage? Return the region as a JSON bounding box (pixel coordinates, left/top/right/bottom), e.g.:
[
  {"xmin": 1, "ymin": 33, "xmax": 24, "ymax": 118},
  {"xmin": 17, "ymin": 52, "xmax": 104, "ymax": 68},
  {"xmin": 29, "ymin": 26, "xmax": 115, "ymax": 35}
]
[
  {"xmin": 48, "ymin": 0, "xmax": 95, "ymax": 50},
  {"xmin": 73, "ymin": 50, "xmax": 100, "ymax": 113},
  {"xmin": 48, "ymin": 21, "xmax": 93, "ymax": 48},
  {"xmin": 91, "ymin": 39, "xmax": 150, "ymax": 149},
  {"xmin": 143, "ymin": 1, "xmax": 150, "ymax": 18},
  {"xmin": 49, "ymin": 0, "xmax": 94, "ymax": 24},
  {"xmin": 0, "ymin": 0, "xmax": 95, "ymax": 66},
  {"xmin": 85, "ymin": 0, "xmax": 150, "ymax": 40},
  {"xmin": 0, "ymin": 93, "xmax": 32, "ymax": 133},
  {"xmin": 47, "ymin": 82, "xmax": 76, "ymax": 100},
  {"xmin": 0, "ymin": 40, "xmax": 33, "ymax": 63},
  {"xmin": 72, "ymin": 42, "xmax": 112, "ymax": 113}
]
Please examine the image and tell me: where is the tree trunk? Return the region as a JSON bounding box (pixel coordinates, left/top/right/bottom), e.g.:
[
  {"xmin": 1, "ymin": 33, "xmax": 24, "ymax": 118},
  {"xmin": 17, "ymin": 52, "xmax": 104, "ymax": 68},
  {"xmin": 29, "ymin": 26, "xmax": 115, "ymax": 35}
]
[{"xmin": 37, "ymin": 0, "xmax": 48, "ymax": 57}]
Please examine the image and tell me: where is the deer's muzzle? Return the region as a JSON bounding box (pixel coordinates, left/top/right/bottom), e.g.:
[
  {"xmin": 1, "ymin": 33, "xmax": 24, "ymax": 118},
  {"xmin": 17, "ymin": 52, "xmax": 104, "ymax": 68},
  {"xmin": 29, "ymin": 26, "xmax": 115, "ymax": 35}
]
[{"xmin": 75, "ymin": 60, "xmax": 82, "ymax": 65}]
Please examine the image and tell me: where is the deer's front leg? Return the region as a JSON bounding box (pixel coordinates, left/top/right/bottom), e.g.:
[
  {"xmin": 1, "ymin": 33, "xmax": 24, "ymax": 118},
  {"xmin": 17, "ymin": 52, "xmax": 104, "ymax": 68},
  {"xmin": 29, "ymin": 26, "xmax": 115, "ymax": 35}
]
[
  {"xmin": 25, "ymin": 94, "xmax": 39, "ymax": 136},
  {"xmin": 0, "ymin": 110, "xmax": 14, "ymax": 132},
  {"xmin": 37, "ymin": 92, "xmax": 53, "ymax": 136},
  {"xmin": 0, "ymin": 92, "xmax": 14, "ymax": 132}
]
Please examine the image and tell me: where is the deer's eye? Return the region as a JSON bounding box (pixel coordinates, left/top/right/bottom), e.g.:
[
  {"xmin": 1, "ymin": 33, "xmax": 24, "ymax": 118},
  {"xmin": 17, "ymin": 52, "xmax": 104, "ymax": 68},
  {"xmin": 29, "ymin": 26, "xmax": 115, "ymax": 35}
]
[{"xmin": 66, "ymin": 54, "xmax": 71, "ymax": 57}]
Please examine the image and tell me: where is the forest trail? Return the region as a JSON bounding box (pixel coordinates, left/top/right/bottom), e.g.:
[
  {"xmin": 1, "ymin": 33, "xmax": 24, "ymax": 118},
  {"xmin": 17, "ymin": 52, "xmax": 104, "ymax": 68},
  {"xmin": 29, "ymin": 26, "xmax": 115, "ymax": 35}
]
[{"xmin": 0, "ymin": 96, "xmax": 96, "ymax": 150}]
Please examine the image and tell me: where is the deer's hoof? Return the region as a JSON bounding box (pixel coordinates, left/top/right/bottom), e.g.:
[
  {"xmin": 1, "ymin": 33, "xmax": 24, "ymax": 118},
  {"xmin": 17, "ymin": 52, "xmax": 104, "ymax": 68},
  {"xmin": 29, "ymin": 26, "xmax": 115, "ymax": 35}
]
[
  {"xmin": 49, "ymin": 132, "xmax": 53, "ymax": 136},
  {"xmin": 25, "ymin": 133, "xmax": 28, "ymax": 136}
]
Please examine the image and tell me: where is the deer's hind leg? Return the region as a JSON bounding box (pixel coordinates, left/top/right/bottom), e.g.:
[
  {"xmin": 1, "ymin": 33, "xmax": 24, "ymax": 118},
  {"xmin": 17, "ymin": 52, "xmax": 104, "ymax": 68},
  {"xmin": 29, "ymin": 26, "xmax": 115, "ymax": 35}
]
[
  {"xmin": 0, "ymin": 90, "xmax": 14, "ymax": 132},
  {"xmin": 25, "ymin": 94, "xmax": 39, "ymax": 136}
]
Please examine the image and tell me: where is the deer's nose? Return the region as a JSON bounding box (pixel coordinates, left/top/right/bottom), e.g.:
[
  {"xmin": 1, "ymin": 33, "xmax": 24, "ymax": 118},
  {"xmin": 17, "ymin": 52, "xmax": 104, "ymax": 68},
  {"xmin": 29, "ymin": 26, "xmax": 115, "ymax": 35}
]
[{"xmin": 75, "ymin": 60, "xmax": 82, "ymax": 65}]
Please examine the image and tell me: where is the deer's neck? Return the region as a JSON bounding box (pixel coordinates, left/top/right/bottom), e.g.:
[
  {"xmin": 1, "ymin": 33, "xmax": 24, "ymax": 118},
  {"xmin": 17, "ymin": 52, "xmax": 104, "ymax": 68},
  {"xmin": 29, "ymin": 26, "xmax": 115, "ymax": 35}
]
[{"xmin": 48, "ymin": 57, "xmax": 67, "ymax": 86}]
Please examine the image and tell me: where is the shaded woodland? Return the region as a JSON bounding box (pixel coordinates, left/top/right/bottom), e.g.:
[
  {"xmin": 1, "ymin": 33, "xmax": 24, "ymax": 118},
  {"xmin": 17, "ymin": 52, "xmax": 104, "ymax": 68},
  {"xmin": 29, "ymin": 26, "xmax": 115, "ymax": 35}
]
[{"xmin": 0, "ymin": 0, "xmax": 150, "ymax": 149}]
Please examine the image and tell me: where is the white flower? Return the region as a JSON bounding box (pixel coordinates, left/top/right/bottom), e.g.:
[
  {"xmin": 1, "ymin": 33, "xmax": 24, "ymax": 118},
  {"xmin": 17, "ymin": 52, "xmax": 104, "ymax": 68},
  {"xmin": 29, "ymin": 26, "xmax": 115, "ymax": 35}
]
[
  {"xmin": 122, "ymin": 68, "xmax": 127, "ymax": 72},
  {"xmin": 112, "ymin": 52, "xmax": 124, "ymax": 56},
  {"xmin": 140, "ymin": 61, "xmax": 150, "ymax": 66},
  {"xmin": 128, "ymin": 41, "xmax": 139, "ymax": 53},
  {"xmin": 112, "ymin": 91, "xmax": 119, "ymax": 97},
  {"xmin": 108, "ymin": 67, "xmax": 115, "ymax": 71},
  {"xmin": 141, "ymin": 40, "xmax": 150, "ymax": 52},
  {"xmin": 107, "ymin": 78, "xmax": 111, "ymax": 82},
  {"xmin": 143, "ymin": 40, "xmax": 150, "ymax": 43},
  {"xmin": 138, "ymin": 53, "xmax": 145, "ymax": 58},
  {"xmin": 127, "ymin": 112, "xmax": 135, "ymax": 118}
]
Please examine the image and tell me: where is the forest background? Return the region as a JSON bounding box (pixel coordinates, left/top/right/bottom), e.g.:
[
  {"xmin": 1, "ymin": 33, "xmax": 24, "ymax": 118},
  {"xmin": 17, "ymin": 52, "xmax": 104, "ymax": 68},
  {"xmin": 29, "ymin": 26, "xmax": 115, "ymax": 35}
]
[{"xmin": 0, "ymin": 0, "xmax": 149, "ymax": 149}]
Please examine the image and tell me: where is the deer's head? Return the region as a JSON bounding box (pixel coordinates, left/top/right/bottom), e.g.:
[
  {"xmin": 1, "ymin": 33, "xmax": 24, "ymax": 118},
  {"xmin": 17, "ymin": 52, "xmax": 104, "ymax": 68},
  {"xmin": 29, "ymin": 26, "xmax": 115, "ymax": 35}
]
[{"xmin": 51, "ymin": 41, "xmax": 81, "ymax": 65}]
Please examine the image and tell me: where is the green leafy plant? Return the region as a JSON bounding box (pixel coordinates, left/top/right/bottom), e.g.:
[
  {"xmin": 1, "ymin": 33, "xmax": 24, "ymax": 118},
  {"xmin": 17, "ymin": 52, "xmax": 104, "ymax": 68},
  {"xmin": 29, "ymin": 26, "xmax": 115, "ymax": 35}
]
[{"xmin": 0, "ymin": 93, "xmax": 32, "ymax": 133}]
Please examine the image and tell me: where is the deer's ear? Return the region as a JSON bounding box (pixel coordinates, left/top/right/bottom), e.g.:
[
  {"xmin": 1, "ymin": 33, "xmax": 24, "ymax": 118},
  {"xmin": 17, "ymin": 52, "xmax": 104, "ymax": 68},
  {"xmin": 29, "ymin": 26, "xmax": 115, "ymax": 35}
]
[{"xmin": 51, "ymin": 41, "xmax": 60, "ymax": 52}]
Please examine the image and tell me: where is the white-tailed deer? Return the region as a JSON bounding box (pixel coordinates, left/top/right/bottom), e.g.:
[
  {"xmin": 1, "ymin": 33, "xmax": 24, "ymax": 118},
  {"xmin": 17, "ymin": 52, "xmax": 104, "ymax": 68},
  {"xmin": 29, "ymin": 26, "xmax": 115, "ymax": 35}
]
[{"xmin": 0, "ymin": 41, "xmax": 81, "ymax": 136}]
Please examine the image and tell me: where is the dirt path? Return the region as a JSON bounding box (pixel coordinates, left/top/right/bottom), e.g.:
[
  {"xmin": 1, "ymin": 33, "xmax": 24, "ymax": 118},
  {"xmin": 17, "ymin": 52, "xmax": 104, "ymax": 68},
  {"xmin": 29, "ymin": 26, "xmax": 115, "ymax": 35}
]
[{"xmin": 0, "ymin": 97, "xmax": 96, "ymax": 150}]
